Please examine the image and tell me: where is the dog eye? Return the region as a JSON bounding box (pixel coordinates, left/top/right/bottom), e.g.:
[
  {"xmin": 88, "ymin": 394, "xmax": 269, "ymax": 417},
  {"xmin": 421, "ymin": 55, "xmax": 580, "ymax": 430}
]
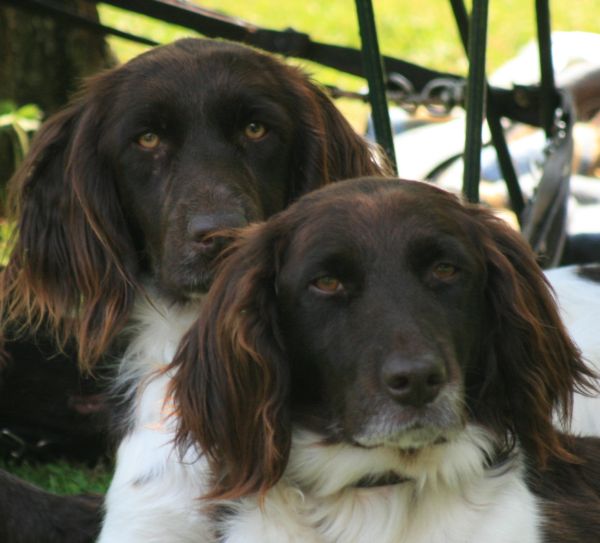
[
  {"xmin": 311, "ymin": 275, "xmax": 344, "ymax": 294},
  {"xmin": 432, "ymin": 262, "xmax": 458, "ymax": 281},
  {"xmin": 137, "ymin": 132, "xmax": 161, "ymax": 149},
  {"xmin": 243, "ymin": 122, "xmax": 268, "ymax": 141}
]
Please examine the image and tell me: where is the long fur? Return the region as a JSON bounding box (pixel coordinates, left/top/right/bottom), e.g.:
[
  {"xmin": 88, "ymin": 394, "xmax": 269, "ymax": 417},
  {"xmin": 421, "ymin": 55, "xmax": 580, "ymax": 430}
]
[
  {"xmin": 0, "ymin": 38, "xmax": 389, "ymax": 542},
  {"xmin": 169, "ymin": 178, "xmax": 599, "ymax": 542},
  {"xmin": 97, "ymin": 295, "xmax": 214, "ymax": 542},
  {"xmin": 1, "ymin": 38, "xmax": 388, "ymax": 371},
  {"xmin": 217, "ymin": 428, "xmax": 540, "ymax": 543}
]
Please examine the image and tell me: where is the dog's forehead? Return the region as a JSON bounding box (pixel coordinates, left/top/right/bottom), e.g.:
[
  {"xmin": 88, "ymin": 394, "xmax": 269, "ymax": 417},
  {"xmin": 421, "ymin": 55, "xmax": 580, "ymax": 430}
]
[
  {"xmin": 273, "ymin": 180, "xmax": 485, "ymax": 280},
  {"xmin": 287, "ymin": 180, "xmax": 471, "ymax": 244},
  {"xmin": 119, "ymin": 40, "xmax": 288, "ymax": 101}
]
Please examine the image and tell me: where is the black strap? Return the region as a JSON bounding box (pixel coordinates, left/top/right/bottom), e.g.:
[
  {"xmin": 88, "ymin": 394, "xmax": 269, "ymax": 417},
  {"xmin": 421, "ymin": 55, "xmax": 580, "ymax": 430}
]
[
  {"xmin": 461, "ymin": 0, "xmax": 489, "ymax": 204},
  {"xmin": 521, "ymin": 92, "xmax": 573, "ymax": 267},
  {"xmin": 521, "ymin": 1, "xmax": 572, "ymax": 266},
  {"xmin": 98, "ymin": 0, "xmax": 550, "ymax": 131},
  {"xmin": 449, "ymin": 0, "xmax": 525, "ymax": 219},
  {"xmin": 354, "ymin": 0, "xmax": 397, "ymax": 171},
  {"xmin": 1, "ymin": 0, "xmax": 551, "ymax": 131},
  {"xmin": 91, "ymin": 0, "xmax": 462, "ymax": 90},
  {"xmin": 536, "ymin": 0, "xmax": 559, "ymax": 138}
]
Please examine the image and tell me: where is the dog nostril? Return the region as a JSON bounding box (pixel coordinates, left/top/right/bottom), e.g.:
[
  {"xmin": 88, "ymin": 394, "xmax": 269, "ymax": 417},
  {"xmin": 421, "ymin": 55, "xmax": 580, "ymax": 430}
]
[
  {"xmin": 189, "ymin": 223, "xmax": 220, "ymax": 252},
  {"xmin": 195, "ymin": 234, "xmax": 216, "ymax": 249},
  {"xmin": 387, "ymin": 375, "xmax": 410, "ymax": 392},
  {"xmin": 188, "ymin": 213, "xmax": 247, "ymax": 253},
  {"xmin": 381, "ymin": 355, "xmax": 447, "ymax": 407}
]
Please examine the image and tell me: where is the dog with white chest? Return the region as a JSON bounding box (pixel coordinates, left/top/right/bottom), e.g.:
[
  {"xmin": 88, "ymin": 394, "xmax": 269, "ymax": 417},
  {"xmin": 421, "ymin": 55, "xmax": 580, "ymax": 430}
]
[
  {"xmin": 171, "ymin": 177, "xmax": 600, "ymax": 543},
  {"xmin": 0, "ymin": 38, "xmax": 389, "ymax": 541}
]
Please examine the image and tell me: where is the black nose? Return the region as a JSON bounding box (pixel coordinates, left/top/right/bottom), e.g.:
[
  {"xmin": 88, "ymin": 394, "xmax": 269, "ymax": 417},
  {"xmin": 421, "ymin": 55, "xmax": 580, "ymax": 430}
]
[
  {"xmin": 381, "ymin": 354, "xmax": 447, "ymax": 407},
  {"xmin": 188, "ymin": 212, "xmax": 248, "ymax": 254}
]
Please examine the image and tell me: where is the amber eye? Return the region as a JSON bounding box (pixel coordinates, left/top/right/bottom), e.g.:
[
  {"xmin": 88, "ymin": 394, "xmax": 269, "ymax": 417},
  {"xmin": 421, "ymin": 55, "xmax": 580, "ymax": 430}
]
[
  {"xmin": 432, "ymin": 262, "xmax": 458, "ymax": 280},
  {"xmin": 137, "ymin": 132, "xmax": 160, "ymax": 149},
  {"xmin": 312, "ymin": 276, "xmax": 343, "ymax": 294},
  {"xmin": 244, "ymin": 122, "xmax": 267, "ymax": 141}
]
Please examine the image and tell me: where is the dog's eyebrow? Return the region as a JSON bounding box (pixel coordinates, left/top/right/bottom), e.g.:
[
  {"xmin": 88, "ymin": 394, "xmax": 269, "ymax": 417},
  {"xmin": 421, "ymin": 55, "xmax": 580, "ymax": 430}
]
[
  {"xmin": 225, "ymin": 94, "xmax": 292, "ymax": 123},
  {"xmin": 404, "ymin": 230, "xmax": 475, "ymax": 261}
]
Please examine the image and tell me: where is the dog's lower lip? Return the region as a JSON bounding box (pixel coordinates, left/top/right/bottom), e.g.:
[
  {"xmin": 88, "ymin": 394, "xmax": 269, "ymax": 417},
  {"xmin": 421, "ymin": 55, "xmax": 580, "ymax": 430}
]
[
  {"xmin": 185, "ymin": 289, "xmax": 208, "ymax": 300},
  {"xmin": 157, "ymin": 277, "xmax": 210, "ymax": 301},
  {"xmin": 352, "ymin": 416, "xmax": 455, "ymax": 450},
  {"xmin": 404, "ymin": 436, "xmax": 447, "ymax": 449},
  {"xmin": 177, "ymin": 271, "xmax": 214, "ymax": 295},
  {"xmin": 184, "ymin": 282, "xmax": 210, "ymax": 297},
  {"xmin": 353, "ymin": 435, "xmax": 448, "ymax": 451}
]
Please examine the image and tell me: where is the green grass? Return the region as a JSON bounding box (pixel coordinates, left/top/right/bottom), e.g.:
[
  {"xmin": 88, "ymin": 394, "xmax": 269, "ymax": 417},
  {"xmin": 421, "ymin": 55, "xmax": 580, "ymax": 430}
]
[
  {"xmin": 0, "ymin": 219, "xmax": 12, "ymax": 264},
  {"xmin": 5, "ymin": 0, "xmax": 598, "ymax": 496},
  {"xmin": 100, "ymin": 0, "xmax": 600, "ymax": 74},
  {"xmin": 0, "ymin": 459, "xmax": 112, "ymax": 495}
]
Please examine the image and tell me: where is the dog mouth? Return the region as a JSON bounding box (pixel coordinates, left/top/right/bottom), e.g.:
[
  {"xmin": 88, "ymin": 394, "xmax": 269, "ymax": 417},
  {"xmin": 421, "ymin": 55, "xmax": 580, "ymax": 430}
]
[
  {"xmin": 176, "ymin": 273, "xmax": 215, "ymax": 299},
  {"xmin": 157, "ymin": 260, "xmax": 216, "ymax": 300},
  {"xmin": 157, "ymin": 222, "xmax": 237, "ymax": 299},
  {"xmin": 353, "ymin": 420, "xmax": 454, "ymax": 451},
  {"xmin": 182, "ymin": 269, "xmax": 215, "ymax": 294},
  {"xmin": 349, "ymin": 392, "xmax": 465, "ymax": 451}
]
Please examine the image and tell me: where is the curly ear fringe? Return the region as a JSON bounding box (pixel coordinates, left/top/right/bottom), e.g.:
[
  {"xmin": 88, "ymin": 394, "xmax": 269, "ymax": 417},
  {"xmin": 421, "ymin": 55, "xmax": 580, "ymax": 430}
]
[
  {"xmin": 0, "ymin": 74, "xmax": 138, "ymax": 372},
  {"xmin": 1, "ymin": 54, "xmax": 390, "ymax": 373},
  {"xmin": 169, "ymin": 223, "xmax": 291, "ymax": 501},
  {"xmin": 467, "ymin": 206, "xmax": 598, "ymax": 467}
]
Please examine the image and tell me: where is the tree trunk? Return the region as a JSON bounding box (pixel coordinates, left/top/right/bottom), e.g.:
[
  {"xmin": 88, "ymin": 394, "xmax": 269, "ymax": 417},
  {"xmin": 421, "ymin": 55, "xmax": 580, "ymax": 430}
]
[
  {"xmin": 0, "ymin": 1, "xmax": 116, "ymax": 188},
  {"xmin": 0, "ymin": 1, "xmax": 115, "ymax": 114}
]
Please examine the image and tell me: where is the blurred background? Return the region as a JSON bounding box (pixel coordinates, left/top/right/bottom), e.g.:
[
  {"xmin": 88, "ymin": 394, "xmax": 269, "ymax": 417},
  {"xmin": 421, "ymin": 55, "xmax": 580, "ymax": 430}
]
[
  {"xmin": 2, "ymin": 0, "xmax": 599, "ymax": 134},
  {"xmin": 99, "ymin": 0, "xmax": 600, "ymax": 140}
]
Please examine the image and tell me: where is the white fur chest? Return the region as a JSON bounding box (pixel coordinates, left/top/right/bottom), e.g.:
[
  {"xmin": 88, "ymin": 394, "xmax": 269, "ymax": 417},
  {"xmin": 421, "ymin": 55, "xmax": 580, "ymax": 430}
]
[
  {"xmin": 545, "ymin": 266, "xmax": 600, "ymax": 436},
  {"xmin": 98, "ymin": 295, "xmax": 214, "ymax": 543},
  {"xmin": 99, "ymin": 297, "xmax": 543, "ymax": 543},
  {"xmin": 220, "ymin": 429, "xmax": 541, "ymax": 543}
]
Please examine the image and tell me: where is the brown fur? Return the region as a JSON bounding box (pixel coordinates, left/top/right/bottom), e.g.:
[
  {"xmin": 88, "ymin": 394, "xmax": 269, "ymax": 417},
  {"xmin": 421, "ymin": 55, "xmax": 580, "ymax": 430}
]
[
  {"xmin": 170, "ymin": 177, "xmax": 597, "ymax": 500},
  {"xmin": 0, "ymin": 38, "xmax": 389, "ymax": 371}
]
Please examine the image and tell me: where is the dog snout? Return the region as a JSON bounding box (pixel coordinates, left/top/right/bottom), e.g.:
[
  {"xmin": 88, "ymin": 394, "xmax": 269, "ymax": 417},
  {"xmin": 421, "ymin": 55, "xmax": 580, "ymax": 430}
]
[
  {"xmin": 381, "ymin": 354, "xmax": 447, "ymax": 407},
  {"xmin": 188, "ymin": 212, "xmax": 248, "ymax": 254}
]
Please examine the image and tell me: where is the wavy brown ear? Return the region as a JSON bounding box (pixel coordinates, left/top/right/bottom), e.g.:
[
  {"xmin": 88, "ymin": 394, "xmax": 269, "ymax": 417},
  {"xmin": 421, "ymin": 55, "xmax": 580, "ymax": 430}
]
[
  {"xmin": 170, "ymin": 222, "xmax": 291, "ymax": 500},
  {"xmin": 466, "ymin": 207, "xmax": 597, "ymax": 465},
  {"xmin": 1, "ymin": 72, "xmax": 138, "ymax": 370},
  {"xmin": 286, "ymin": 70, "xmax": 392, "ymax": 198}
]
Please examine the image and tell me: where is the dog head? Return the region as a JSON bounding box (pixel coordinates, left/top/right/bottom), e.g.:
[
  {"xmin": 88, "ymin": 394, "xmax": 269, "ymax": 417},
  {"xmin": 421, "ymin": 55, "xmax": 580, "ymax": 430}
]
[
  {"xmin": 1, "ymin": 39, "xmax": 388, "ymax": 368},
  {"xmin": 172, "ymin": 177, "xmax": 595, "ymax": 499}
]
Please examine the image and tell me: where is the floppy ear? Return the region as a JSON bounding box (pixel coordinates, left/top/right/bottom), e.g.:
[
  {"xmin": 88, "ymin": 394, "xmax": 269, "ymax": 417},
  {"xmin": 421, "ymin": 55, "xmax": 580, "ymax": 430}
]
[
  {"xmin": 170, "ymin": 222, "xmax": 291, "ymax": 500},
  {"xmin": 1, "ymin": 71, "xmax": 137, "ymax": 370},
  {"xmin": 287, "ymin": 72, "xmax": 392, "ymax": 198},
  {"xmin": 467, "ymin": 207, "xmax": 597, "ymax": 465}
]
